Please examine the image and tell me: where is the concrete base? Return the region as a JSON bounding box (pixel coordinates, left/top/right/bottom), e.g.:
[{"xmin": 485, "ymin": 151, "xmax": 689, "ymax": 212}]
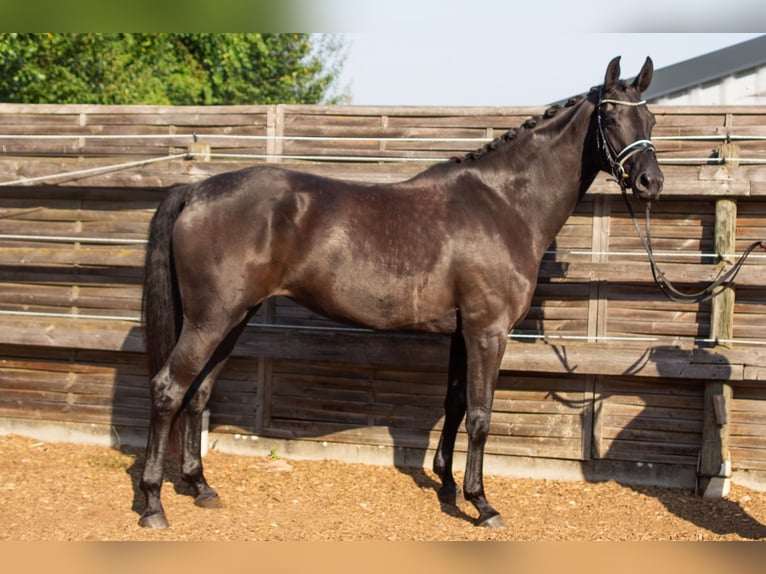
[
  {"xmin": 0, "ymin": 417, "xmax": 146, "ymax": 449},
  {"xmin": 210, "ymin": 432, "xmax": 699, "ymax": 488},
  {"xmin": 702, "ymin": 477, "xmax": 732, "ymax": 498},
  {"xmin": 2, "ymin": 417, "xmax": 765, "ymax": 493}
]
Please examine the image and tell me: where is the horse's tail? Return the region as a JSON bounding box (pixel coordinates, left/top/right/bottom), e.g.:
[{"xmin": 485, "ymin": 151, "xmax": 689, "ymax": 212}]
[
  {"xmin": 142, "ymin": 185, "xmax": 190, "ymax": 459},
  {"xmin": 142, "ymin": 184, "xmax": 189, "ymax": 378}
]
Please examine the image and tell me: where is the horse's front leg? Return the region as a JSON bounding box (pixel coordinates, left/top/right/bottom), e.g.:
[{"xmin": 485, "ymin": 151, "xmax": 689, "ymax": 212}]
[
  {"xmin": 463, "ymin": 328, "xmax": 508, "ymax": 528},
  {"xmin": 433, "ymin": 332, "xmax": 467, "ymax": 506}
]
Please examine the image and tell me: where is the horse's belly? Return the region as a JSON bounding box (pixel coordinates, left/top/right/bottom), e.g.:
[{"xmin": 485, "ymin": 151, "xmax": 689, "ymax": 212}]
[{"xmin": 287, "ymin": 271, "xmax": 457, "ymax": 334}]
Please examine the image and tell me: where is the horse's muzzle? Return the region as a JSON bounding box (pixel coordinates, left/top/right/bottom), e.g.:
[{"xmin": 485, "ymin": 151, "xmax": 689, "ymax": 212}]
[
  {"xmin": 632, "ymin": 170, "xmax": 664, "ymax": 200},
  {"xmin": 630, "ymin": 155, "xmax": 664, "ymax": 201}
]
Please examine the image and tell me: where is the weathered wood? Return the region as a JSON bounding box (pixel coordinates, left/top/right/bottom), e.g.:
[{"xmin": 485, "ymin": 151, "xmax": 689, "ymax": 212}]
[
  {"xmin": 592, "ymin": 374, "xmax": 705, "ymax": 466},
  {"xmin": 710, "ymin": 199, "xmax": 738, "ymax": 343},
  {"xmin": 1, "ymin": 103, "xmax": 766, "ymax": 481},
  {"xmin": 698, "ymin": 197, "xmax": 738, "ymax": 497}
]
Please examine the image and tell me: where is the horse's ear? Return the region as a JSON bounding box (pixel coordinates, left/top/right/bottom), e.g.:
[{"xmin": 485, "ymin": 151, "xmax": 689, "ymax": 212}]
[
  {"xmin": 604, "ymin": 56, "xmax": 621, "ymax": 91},
  {"xmin": 633, "ymin": 56, "xmax": 654, "ymax": 93}
]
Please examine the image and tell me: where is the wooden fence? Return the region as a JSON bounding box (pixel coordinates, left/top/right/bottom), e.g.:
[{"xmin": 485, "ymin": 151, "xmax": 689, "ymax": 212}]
[{"xmin": 0, "ymin": 102, "xmax": 765, "ymax": 490}]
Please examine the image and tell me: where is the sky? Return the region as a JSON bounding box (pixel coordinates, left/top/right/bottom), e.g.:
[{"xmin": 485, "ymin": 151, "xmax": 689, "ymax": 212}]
[
  {"xmin": 337, "ymin": 32, "xmax": 763, "ymax": 107},
  {"xmin": 319, "ymin": 0, "xmax": 765, "ymax": 107},
  {"xmin": 2, "ymin": 1, "xmax": 763, "ymax": 109}
]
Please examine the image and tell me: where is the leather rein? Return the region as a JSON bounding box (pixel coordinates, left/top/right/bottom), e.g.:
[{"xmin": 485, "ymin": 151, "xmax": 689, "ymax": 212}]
[{"xmin": 597, "ymin": 94, "xmax": 765, "ymax": 304}]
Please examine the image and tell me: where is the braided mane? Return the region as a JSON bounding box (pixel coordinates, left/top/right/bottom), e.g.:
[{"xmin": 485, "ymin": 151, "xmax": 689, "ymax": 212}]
[{"xmin": 450, "ymin": 92, "xmax": 592, "ymax": 163}]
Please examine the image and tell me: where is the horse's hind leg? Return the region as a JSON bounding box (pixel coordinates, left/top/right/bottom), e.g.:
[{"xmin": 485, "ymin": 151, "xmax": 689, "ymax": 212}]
[
  {"xmin": 138, "ymin": 315, "xmax": 248, "ymax": 528},
  {"xmin": 179, "ymin": 315, "xmax": 252, "ymax": 509},
  {"xmin": 139, "ymin": 357, "xmax": 188, "ymax": 529},
  {"xmin": 178, "ymin": 372, "xmax": 222, "ymax": 509},
  {"xmin": 433, "ymin": 332, "xmax": 467, "ymax": 506}
]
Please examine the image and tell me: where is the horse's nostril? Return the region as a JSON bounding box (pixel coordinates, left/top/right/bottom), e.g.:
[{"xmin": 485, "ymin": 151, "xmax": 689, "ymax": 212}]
[
  {"xmin": 641, "ymin": 174, "xmax": 652, "ymax": 188},
  {"xmin": 634, "ymin": 171, "xmax": 663, "ymax": 198},
  {"xmin": 638, "ymin": 173, "xmax": 651, "ymax": 190}
]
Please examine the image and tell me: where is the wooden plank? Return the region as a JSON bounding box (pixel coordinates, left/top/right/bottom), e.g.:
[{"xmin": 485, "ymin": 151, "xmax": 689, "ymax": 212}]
[
  {"xmin": 0, "ymin": 155, "xmax": 762, "ymax": 196},
  {"xmin": 598, "ymin": 441, "xmax": 699, "ymax": 466},
  {"xmin": 1, "ymin": 311, "xmax": 763, "ymax": 383},
  {"xmin": 0, "ymin": 102, "xmax": 766, "ymax": 475}
]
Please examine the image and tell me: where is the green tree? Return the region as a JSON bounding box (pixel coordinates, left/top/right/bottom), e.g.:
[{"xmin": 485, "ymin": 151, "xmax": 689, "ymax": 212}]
[{"xmin": 0, "ymin": 33, "xmax": 348, "ymax": 105}]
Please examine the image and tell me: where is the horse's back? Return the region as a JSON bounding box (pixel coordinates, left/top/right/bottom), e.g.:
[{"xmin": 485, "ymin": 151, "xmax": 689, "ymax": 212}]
[
  {"xmin": 170, "ymin": 164, "xmax": 540, "ymax": 333},
  {"xmin": 170, "ymin": 165, "xmax": 469, "ymax": 331}
]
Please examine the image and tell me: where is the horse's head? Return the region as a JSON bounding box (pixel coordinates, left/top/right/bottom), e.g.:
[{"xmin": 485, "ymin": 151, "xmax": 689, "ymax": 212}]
[{"xmin": 597, "ymin": 56, "xmax": 664, "ymax": 201}]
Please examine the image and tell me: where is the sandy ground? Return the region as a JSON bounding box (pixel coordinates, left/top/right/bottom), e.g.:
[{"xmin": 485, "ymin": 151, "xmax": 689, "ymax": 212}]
[{"xmin": 2, "ymin": 433, "xmax": 766, "ymax": 541}]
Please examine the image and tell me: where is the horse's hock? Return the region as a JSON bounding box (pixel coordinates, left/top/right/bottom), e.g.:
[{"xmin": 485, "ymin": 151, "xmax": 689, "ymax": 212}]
[{"xmin": 1, "ymin": 100, "xmax": 766, "ymax": 502}]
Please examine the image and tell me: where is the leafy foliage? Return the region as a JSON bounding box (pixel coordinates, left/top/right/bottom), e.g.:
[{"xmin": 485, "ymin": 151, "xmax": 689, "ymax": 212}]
[{"xmin": 0, "ymin": 33, "xmax": 347, "ymax": 105}]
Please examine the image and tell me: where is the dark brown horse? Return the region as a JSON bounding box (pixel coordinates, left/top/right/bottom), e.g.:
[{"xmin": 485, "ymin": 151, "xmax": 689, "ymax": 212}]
[{"xmin": 138, "ymin": 56, "xmax": 663, "ymax": 529}]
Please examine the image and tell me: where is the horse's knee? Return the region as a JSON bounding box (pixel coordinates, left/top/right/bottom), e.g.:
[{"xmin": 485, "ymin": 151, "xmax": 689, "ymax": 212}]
[{"xmin": 465, "ymin": 407, "xmax": 491, "ymax": 443}]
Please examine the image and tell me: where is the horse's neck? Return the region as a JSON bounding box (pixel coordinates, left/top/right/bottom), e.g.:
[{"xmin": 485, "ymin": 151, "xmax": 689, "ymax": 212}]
[
  {"xmin": 409, "ymin": 98, "xmax": 600, "ymax": 258},
  {"xmin": 493, "ymin": 99, "xmax": 599, "ymax": 253}
]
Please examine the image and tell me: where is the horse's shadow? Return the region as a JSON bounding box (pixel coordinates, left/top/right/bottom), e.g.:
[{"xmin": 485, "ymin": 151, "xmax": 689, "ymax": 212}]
[
  {"xmin": 114, "ymin": 321, "xmax": 766, "ymax": 537},
  {"xmin": 628, "ymin": 482, "xmax": 766, "ymax": 539},
  {"xmin": 634, "ymin": 347, "xmax": 766, "ymax": 539},
  {"xmin": 114, "ymin": 324, "xmax": 472, "ymax": 523},
  {"xmin": 123, "ymin": 445, "xmax": 205, "ymax": 516},
  {"xmin": 394, "ymin": 466, "xmax": 476, "ymax": 523}
]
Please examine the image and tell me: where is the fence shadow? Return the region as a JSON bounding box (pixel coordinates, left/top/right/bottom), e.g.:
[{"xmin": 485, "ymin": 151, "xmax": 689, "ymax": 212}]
[
  {"xmin": 113, "ymin": 319, "xmax": 766, "ymax": 537},
  {"xmin": 632, "ymin": 345, "xmax": 766, "ymax": 539},
  {"xmin": 113, "ymin": 323, "xmax": 464, "ymax": 522},
  {"xmin": 569, "ymin": 343, "xmax": 766, "ymax": 540}
]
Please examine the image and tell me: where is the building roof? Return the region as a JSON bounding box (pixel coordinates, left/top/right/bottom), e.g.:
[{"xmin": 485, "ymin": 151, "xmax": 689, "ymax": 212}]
[{"xmin": 643, "ymin": 34, "xmax": 766, "ymax": 101}]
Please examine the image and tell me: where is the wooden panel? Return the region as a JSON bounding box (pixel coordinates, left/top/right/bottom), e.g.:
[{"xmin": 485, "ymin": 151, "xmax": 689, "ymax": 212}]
[
  {"xmin": 731, "ymin": 383, "xmax": 766, "ymax": 472},
  {"xmin": 734, "ymin": 287, "xmax": 766, "ymax": 343},
  {"xmin": 1, "ymin": 103, "xmax": 765, "ymax": 477},
  {"xmin": 604, "ymin": 196, "xmax": 716, "ymax": 341},
  {"xmin": 0, "ymin": 343, "xmax": 260, "ymax": 434},
  {"xmin": 266, "ymin": 362, "xmax": 588, "ymax": 461},
  {"xmin": 0, "ymin": 345, "xmax": 149, "ymax": 429},
  {"xmin": 267, "ymin": 361, "xmax": 444, "ymax": 434},
  {"xmin": 490, "ymin": 373, "xmax": 588, "ymax": 460},
  {"xmin": 0, "ymin": 104, "xmax": 270, "ymax": 158},
  {"xmin": 732, "ymin": 199, "xmax": 766, "ymax": 344},
  {"xmin": 593, "ymin": 376, "xmax": 704, "ymax": 466},
  {"xmin": 207, "ymin": 356, "xmax": 261, "ymax": 433}
]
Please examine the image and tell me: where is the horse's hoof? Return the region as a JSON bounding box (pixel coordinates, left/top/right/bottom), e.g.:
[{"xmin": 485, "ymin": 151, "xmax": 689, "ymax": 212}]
[
  {"xmin": 477, "ymin": 513, "xmax": 506, "ymax": 529},
  {"xmin": 195, "ymin": 491, "xmax": 222, "ymax": 509},
  {"xmin": 138, "ymin": 511, "xmax": 169, "ymax": 529}
]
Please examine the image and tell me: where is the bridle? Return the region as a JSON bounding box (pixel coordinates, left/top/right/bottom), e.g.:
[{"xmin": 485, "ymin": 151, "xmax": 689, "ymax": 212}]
[
  {"xmin": 596, "ymin": 90, "xmax": 656, "ymax": 188},
  {"xmin": 596, "ymin": 90, "xmax": 765, "ymax": 304}
]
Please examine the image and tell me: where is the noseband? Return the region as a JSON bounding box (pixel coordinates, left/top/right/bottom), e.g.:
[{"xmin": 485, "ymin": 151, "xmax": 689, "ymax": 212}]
[{"xmin": 596, "ymin": 93, "xmax": 656, "ymax": 188}]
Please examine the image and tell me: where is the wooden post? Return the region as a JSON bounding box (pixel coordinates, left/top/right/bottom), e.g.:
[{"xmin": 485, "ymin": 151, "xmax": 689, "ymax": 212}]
[
  {"xmin": 698, "ymin": 382, "xmax": 732, "ymax": 497},
  {"xmin": 266, "ymin": 104, "xmax": 284, "ymax": 162},
  {"xmin": 186, "ymin": 141, "xmax": 211, "ymax": 161},
  {"xmin": 587, "ymin": 195, "xmax": 610, "ymax": 343},
  {"xmin": 697, "ymin": 198, "xmax": 736, "ymax": 497},
  {"xmin": 709, "ymin": 198, "xmax": 737, "ymax": 343}
]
